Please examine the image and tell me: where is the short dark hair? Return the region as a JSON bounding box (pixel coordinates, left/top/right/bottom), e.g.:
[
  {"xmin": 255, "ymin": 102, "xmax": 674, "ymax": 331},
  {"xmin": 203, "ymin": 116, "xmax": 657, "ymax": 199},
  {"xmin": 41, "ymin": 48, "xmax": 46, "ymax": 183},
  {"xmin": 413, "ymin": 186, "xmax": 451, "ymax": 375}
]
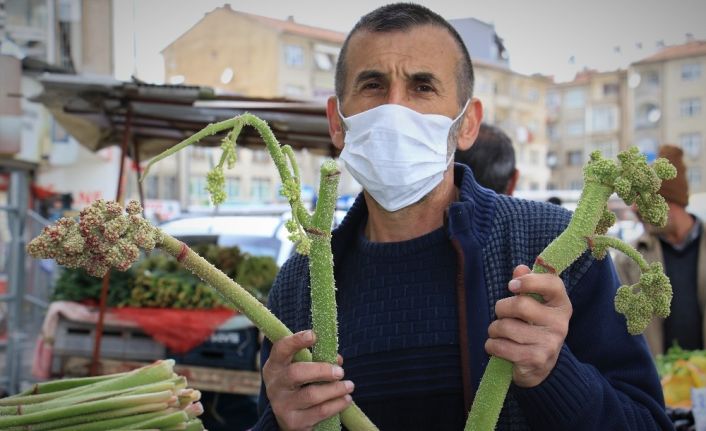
[
  {"xmin": 334, "ymin": 3, "xmax": 474, "ymax": 107},
  {"xmin": 455, "ymin": 124, "xmax": 516, "ymax": 194}
]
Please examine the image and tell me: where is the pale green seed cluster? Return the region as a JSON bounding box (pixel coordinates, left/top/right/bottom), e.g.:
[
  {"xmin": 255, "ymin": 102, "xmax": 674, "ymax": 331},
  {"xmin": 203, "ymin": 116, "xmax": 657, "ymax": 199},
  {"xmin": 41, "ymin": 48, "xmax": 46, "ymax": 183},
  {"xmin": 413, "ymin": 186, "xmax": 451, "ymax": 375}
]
[
  {"xmin": 206, "ymin": 168, "xmax": 226, "ymax": 205},
  {"xmin": 613, "ymin": 147, "xmax": 676, "ymax": 227},
  {"xmin": 615, "ymin": 262, "xmax": 672, "ymax": 334},
  {"xmin": 285, "ymin": 218, "xmax": 312, "ymax": 255},
  {"xmin": 26, "ymin": 200, "xmax": 162, "ymax": 277}
]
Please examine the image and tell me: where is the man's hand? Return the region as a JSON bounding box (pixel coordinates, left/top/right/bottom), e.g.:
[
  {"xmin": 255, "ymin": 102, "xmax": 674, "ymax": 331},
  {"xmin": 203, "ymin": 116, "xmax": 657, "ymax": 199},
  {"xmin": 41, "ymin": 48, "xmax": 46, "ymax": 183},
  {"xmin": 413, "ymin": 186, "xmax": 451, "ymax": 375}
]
[
  {"xmin": 485, "ymin": 264, "xmax": 573, "ymax": 388},
  {"xmin": 262, "ymin": 330, "xmax": 355, "ymax": 431}
]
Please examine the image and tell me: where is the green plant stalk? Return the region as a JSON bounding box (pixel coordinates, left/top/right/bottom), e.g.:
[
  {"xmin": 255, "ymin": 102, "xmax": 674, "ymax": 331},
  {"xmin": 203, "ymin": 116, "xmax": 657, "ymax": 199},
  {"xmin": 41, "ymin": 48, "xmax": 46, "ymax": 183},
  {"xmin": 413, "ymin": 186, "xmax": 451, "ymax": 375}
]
[
  {"xmin": 0, "ymin": 391, "xmax": 174, "ymax": 427},
  {"xmin": 144, "ymin": 115, "xmax": 376, "ymax": 430},
  {"xmin": 465, "ymin": 182, "xmax": 612, "ymax": 430},
  {"xmin": 67, "ymin": 359, "xmax": 175, "ymax": 399},
  {"xmin": 3, "ymin": 403, "xmax": 168, "ymax": 431},
  {"xmin": 123, "ymin": 410, "xmax": 189, "ymax": 430},
  {"xmin": 50, "ymin": 410, "xmax": 172, "ymax": 431},
  {"xmin": 182, "ymin": 418, "xmax": 205, "ymax": 431},
  {"xmin": 309, "ymin": 160, "xmax": 341, "ymax": 431},
  {"xmin": 9, "ymin": 373, "xmax": 127, "ymax": 398},
  {"xmin": 465, "ymin": 148, "xmax": 675, "ymax": 431}
]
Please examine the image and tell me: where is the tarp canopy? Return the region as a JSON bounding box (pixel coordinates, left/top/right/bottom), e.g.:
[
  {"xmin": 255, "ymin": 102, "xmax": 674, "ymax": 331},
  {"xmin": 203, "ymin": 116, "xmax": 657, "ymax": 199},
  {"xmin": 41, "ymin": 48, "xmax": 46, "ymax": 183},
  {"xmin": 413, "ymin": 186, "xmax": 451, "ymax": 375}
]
[{"xmin": 32, "ymin": 74, "xmax": 337, "ymax": 160}]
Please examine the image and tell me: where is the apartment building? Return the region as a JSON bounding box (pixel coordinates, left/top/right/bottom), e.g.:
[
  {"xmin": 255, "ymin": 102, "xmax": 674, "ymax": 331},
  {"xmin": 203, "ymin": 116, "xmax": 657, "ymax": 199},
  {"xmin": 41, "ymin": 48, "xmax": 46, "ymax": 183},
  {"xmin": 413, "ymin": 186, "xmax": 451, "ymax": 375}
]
[
  {"xmin": 546, "ymin": 69, "xmax": 628, "ymax": 190},
  {"xmin": 161, "ymin": 5, "xmax": 344, "ymax": 100},
  {"xmin": 475, "ymin": 61, "xmax": 552, "ymax": 191},
  {"xmin": 629, "ymin": 40, "xmax": 706, "ymax": 193}
]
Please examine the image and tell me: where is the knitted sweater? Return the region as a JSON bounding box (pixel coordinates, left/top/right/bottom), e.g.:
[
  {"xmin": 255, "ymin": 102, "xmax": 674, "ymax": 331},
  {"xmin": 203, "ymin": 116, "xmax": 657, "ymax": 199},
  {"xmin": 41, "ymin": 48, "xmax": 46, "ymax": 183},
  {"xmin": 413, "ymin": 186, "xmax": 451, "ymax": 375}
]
[{"xmin": 254, "ymin": 164, "xmax": 672, "ymax": 431}]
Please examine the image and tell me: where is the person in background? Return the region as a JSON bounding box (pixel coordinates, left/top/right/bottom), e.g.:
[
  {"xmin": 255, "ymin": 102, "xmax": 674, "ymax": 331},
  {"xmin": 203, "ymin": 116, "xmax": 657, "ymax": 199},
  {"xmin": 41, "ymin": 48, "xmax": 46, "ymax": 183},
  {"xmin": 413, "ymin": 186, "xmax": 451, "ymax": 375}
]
[
  {"xmin": 254, "ymin": 3, "xmax": 670, "ymax": 430},
  {"xmin": 455, "ymin": 123, "xmax": 519, "ymax": 195},
  {"xmin": 547, "ymin": 196, "xmax": 563, "ymax": 206},
  {"xmin": 615, "ymin": 144, "xmax": 706, "ymax": 356}
]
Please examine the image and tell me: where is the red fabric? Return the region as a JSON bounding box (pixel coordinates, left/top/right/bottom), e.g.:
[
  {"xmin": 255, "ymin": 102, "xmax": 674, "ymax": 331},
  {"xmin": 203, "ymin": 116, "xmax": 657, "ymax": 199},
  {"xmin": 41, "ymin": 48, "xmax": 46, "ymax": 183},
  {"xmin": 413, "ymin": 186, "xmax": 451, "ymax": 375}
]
[{"xmin": 112, "ymin": 307, "xmax": 236, "ymax": 354}]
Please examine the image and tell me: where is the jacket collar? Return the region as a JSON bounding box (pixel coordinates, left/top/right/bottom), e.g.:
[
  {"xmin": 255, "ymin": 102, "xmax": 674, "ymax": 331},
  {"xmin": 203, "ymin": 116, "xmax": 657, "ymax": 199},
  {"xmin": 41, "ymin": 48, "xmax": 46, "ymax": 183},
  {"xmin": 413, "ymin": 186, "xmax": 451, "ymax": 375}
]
[{"xmin": 331, "ymin": 163, "xmax": 497, "ymax": 264}]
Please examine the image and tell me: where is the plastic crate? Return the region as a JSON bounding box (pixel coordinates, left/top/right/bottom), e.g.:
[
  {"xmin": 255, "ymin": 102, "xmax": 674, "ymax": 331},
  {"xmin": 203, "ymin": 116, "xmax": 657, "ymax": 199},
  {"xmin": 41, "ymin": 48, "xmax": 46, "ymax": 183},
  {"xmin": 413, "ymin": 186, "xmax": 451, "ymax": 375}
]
[
  {"xmin": 169, "ymin": 324, "xmax": 260, "ymax": 371},
  {"xmin": 52, "ymin": 316, "xmax": 166, "ymax": 374}
]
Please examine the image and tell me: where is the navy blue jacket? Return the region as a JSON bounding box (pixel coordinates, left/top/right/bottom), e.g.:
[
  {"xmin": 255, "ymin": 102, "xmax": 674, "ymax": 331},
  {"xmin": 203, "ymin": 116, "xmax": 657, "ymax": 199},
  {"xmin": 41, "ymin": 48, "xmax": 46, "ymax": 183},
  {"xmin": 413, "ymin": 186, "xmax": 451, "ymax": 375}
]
[{"xmin": 254, "ymin": 164, "xmax": 672, "ymax": 430}]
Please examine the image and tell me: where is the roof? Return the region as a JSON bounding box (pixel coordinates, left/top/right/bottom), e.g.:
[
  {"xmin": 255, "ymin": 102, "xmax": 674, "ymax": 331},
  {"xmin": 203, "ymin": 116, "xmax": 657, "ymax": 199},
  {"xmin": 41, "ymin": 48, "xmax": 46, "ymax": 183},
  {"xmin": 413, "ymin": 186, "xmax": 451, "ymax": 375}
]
[
  {"xmin": 32, "ymin": 73, "xmax": 336, "ymax": 161},
  {"xmin": 633, "ymin": 40, "xmax": 706, "ymax": 65},
  {"xmin": 162, "ymin": 6, "xmax": 345, "ymax": 53}
]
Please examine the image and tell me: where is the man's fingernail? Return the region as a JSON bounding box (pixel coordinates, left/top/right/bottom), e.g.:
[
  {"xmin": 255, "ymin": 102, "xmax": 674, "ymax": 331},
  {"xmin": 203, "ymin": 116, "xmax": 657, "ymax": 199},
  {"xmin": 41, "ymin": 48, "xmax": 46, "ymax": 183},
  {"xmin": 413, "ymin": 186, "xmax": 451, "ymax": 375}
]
[
  {"xmin": 344, "ymin": 380, "xmax": 354, "ymax": 391},
  {"xmin": 301, "ymin": 330, "xmax": 314, "ymax": 342},
  {"xmin": 333, "ymin": 366, "xmax": 344, "ymax": 378},
  {"xmin": 344, "ymin": 394, "xmax": 353, "ymax": 403},
  {"xmin": 509, "ymin": 279, "xmax": 521, "ymax": 292}
]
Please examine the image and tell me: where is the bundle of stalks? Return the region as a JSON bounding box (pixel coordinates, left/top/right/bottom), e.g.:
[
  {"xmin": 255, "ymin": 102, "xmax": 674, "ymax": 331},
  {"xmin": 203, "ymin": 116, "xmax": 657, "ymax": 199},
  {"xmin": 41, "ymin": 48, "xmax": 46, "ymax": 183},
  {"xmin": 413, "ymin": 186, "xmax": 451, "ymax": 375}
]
[{"xmin": 0, "ymin": 359, "xmax": 206, "ymax": 431}]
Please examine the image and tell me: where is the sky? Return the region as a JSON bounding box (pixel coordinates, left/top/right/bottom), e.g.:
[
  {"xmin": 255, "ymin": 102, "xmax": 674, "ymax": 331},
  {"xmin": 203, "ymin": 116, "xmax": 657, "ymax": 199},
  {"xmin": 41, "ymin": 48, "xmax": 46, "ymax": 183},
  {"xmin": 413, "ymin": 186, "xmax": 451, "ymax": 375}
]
[{"xmin": 113, "ymin": 0, "xmax": 706, "ymax": 84}]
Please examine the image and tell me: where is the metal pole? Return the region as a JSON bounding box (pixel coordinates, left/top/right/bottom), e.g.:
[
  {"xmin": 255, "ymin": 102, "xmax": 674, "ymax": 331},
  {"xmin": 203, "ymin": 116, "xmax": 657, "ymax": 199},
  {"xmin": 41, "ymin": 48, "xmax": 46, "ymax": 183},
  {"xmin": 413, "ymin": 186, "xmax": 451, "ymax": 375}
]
[
  {"xmin": 6, "ymin": 170, "xmax": 29, "ymax": 394},
  {"xmin": 89, "ymin": 107, "xmax": 132, "ymax": 376}
]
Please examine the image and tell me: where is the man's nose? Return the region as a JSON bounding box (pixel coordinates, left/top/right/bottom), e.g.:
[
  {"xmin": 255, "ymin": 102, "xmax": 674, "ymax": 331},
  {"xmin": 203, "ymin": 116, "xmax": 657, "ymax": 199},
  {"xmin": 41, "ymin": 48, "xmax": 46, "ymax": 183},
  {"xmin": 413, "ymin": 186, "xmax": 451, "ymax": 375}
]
[{"xmin": 385, "ymin": 82, "xmax": 406, "ymax": 106}]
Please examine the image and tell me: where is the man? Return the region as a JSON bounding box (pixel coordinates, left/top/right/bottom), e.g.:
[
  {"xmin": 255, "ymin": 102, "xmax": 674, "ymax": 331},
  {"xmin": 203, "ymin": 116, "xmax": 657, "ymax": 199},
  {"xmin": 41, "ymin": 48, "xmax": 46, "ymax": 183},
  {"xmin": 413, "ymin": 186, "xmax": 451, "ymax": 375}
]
[
  {"xmin": 616, "ymin": 144, "xmax": 706, "ymax": 356},
  {"xmin": 255, "ymin": 4, "xmax": 670, "ymax": 430},
  {"xmin": 455, "ymin": 123, "xmax": 519, "ymax": 195}
]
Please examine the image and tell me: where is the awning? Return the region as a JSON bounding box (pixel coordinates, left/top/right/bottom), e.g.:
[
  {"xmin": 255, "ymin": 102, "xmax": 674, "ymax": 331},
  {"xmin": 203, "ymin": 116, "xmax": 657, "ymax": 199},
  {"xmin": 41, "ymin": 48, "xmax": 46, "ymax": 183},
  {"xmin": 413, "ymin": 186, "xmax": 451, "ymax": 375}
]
[{"xmin": 31, "ymin": 74, "xmax": 337, "ymax": 160}]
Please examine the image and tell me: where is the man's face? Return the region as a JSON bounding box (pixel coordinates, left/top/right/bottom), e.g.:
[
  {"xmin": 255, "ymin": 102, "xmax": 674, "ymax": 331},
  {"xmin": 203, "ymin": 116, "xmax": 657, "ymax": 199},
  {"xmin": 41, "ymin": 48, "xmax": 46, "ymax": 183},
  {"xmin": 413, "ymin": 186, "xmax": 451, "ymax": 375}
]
[{"xmin": 338, "ymin": 25, "xmax": 464, "ymax": 120}]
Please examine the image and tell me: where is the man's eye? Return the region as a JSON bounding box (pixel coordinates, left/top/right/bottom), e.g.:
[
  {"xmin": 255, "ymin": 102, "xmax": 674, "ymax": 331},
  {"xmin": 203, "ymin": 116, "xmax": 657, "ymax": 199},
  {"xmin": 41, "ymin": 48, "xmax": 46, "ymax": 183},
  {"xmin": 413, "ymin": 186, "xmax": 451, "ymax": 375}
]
[
  {"xmin": 362, "ymin": 82, "xmax": 382, "ymax": 90},
  {"xmin": 416, "ymin": 84, "xmax": 434, "ymax": 92}
]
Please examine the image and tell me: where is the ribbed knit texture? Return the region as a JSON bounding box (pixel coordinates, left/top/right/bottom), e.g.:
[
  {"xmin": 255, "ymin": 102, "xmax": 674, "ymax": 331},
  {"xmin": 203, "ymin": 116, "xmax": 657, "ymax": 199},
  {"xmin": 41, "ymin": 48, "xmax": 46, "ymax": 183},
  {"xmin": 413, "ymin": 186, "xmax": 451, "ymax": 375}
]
[
  {"xmin": 334, "ymin": 224, "xmax": 465, "ymax": 429},
  {"xmin": 253, "ymin": 164, "xmax": 672, "ymax": 431}
]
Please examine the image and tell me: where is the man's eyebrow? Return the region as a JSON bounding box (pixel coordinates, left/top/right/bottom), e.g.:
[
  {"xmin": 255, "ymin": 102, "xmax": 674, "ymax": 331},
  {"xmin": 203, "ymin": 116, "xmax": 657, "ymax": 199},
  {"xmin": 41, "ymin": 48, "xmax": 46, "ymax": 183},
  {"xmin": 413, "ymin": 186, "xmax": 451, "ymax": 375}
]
[
  {"xmin": 408, "ymin": 72, "xmax": 440, "ymax": 85},
  {"xmin": 354, "ymin": 70, "xmax": 385, "ymax": 85}
]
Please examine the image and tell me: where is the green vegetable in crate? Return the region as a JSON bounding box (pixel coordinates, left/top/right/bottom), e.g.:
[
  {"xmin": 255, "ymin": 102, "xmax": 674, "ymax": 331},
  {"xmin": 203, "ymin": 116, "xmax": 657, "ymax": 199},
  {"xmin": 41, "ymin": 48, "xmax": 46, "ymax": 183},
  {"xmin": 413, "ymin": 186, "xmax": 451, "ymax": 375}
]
[
  {"xmin": 235, "ymin": 255, "xmax": 278, "ymax": 300},
  {"xmin": 27, "ymin": 113, "xmax": 376, "ymax": 431},
  {"xmin": 53, "ymin": 267, "xmax": 133, "ymax": 306},
  {"xmin": 0, "ymin": 360, "xmax": 206, "ymax": 430}
]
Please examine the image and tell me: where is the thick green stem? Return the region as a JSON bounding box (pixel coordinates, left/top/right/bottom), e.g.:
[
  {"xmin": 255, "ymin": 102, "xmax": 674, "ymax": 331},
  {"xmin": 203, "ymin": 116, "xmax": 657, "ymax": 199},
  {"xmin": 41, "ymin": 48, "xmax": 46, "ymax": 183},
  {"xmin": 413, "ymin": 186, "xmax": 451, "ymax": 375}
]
[
  {"xmin": 309, "ymin": 160, "xmax": 341, "ymax": 431},
  {"xmin": 159, "ymin": 234, "xmax": 310, "ymax": 363},
  {"xmin": 4, "ymin": 403, "xmax": 168, "ymax": 431},
  {"xmin": 0, "ymin": 391, "xmax": 173, "ymax": 428},
  {"xmin": 465, "ymin": 181, "xmax": 613, "ymax": 431}
]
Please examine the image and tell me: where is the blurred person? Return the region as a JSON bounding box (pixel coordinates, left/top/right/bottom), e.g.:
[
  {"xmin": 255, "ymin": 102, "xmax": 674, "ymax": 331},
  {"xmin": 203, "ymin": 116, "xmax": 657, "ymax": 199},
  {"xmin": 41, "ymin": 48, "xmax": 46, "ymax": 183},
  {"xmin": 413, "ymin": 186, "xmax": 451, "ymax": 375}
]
[
  {"xmin": 454, "ymin": 123, "xmax": 519, "ymax": 195},
  {"xmin": 616, "ymin": 145, "xmax": 705, "ymax": 356},
  {"xmin": 254, "ymin": 3, "xmax": 670, "ymax": 430}
]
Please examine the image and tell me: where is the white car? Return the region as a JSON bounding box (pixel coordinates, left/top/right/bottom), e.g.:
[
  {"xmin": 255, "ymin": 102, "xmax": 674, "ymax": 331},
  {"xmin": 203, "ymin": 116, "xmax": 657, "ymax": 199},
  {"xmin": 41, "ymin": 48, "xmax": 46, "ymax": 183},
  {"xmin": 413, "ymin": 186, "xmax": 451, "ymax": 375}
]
[{"xmin": 158, "ymin": 214, "xmax": 295, "ymax": 267}]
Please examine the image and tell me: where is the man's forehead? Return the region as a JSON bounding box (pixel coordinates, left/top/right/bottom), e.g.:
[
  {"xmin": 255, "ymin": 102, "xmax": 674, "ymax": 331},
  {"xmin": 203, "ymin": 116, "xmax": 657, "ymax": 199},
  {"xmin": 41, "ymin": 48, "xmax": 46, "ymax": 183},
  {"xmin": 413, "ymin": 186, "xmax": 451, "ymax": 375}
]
[{"xmin": 344, "ymin": 26, "xmax": 459, "ymax": 75}]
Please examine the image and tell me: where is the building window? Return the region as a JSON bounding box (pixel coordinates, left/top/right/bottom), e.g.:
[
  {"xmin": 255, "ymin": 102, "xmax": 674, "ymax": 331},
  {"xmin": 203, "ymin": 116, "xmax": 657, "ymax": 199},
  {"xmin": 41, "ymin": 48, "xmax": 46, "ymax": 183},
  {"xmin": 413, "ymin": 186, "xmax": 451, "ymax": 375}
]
[
  {"xmin": 569, "ymin": 179, "xmax": 584, "ymax": 190},
  {"xmin": 547, "ymin": 123, "xmax": 559, "ymax": 142},
  {"xmin": 644, "ymin": 71, "xmax": 660, "ymax": 86},
  {"xmin": 284, "ymin": 44, "xmax": 305, "ymax": 67},
  {"xmin": 162, "ymin": 176, "xmax": 177, "ymax": 200},
  {"xmin": 250, "ymin": 178, "xmax": 271, "ymax": 202},
  {"xmin": 284, "ymin": 84, "xmax": 306, "ymax": 98},
  {"xmin": 546, "ymin": 152, "xmax": 559, "ymax": 169},
  {"xmin": 189, "ymin": 176, "xmax": 209, "ymax": 206},
  {"xmin": 679, "ymin": 133, "xmax": 702, "ymax": 159},
  {"xmin": 313, "ymin": 52, "xmax": 335, "ymax": 71},
  {"xmin": 225, "ymin": 177, "xmax": 241, "ymax": 203},
  {"xmin": 592, "ymin": 106, "xmax": 618, "ymax": 132},
  {"xmin": 636, "ymin": 103, "xmax": 661, "ymax": 128},
  {"xmin": 546, "ymin": 90, "xmax": 561, "ymax": 110},
  {"xmin": 590, "ymin": 140, "xmax": 617, "ymax": 160},
  {"xmin": 145, "ymin": 176, "xmax": 159, "ymax": 200},
  {"xmin": 603, "ymin": 83, "xmax": 620, "ymax": 96},
  {"xmin": 567, "ymin": 150, "xmax": 583, "ymax": 166},
  {"xmin": 564, "ymin": 88, "xmax": 586, "ymax": 108},
  {"xmin": 566, "ymin": 120, "xmax": 584, "ymax": 136},
  {"xmin": 680, "ymin": 98, "xmax": 702, "ymax": 117},
  {"xmin": 687, "ymin": 167, "xmax": 702, "ymax": 187},
  {"xmin": 526, "ymin": 88, "xmax": 540, "ymax": 103},
  {"xmin": 252, "ymin": 149, "xmax": 270, "ymax": 163},
  {"xmin": 681, "ymin": 63, "xmax": 702, "ymax": 81}
]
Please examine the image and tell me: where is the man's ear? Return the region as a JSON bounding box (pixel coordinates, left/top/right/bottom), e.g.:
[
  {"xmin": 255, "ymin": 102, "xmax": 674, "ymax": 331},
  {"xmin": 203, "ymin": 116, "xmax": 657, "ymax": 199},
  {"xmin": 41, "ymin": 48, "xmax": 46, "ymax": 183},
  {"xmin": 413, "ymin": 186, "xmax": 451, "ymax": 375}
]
[
  {"xmin": 326, "ymin": 96, "xmax": 345, "ymax": 150},
  {"xmin": 456, "ymin": 98, "xmax": 483, "ymax": 151}
]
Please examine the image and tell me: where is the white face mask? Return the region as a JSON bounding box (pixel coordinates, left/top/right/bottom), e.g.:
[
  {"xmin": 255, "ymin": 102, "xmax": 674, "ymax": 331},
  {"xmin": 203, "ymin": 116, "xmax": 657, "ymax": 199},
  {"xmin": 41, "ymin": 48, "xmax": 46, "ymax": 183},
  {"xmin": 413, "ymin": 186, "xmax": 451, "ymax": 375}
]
[{"xmin": 338, "ymin": 101, "xmax": 469, "ymax": 212}]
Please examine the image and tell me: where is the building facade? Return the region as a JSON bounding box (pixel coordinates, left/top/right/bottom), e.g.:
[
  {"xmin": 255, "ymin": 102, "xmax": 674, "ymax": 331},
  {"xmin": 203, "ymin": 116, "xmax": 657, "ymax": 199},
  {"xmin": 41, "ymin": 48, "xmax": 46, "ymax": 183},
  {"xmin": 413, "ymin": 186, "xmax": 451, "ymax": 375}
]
[
  {"xmin": 475, "ymin": 61, "xmax": 552, "ymax": 191},
  {"xmin": 546, "ymin": 69, "xmax": 628, "ymax": 190},
  {"xmin": 629, "ymin": 40, "xmax": 706, "ymax": 193},
  {"xmin": 161, "ymin": 5, "xmax": 344, "ymax": 100}
]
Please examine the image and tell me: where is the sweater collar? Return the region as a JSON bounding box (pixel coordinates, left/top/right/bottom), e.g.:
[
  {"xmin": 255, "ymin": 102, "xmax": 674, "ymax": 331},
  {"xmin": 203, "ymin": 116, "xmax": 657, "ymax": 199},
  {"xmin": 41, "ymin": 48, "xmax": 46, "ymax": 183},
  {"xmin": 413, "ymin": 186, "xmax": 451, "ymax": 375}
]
[{"xmin": 331, "ymin": 163, "xmax": 497, "ymax": 263}]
